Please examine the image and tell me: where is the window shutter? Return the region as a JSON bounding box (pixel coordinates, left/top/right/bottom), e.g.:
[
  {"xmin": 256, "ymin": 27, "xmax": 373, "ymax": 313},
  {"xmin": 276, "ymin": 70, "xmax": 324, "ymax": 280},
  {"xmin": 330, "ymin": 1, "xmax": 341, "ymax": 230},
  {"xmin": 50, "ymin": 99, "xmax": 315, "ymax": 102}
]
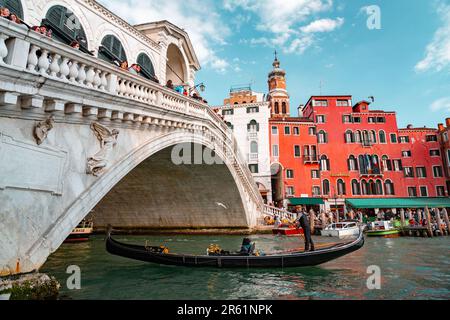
[
  {"xmin": 137, "ymin": 53, "xmax": 155, "ymax": 78},
  {"xmin": 1, "ymin": 0, "xmax": 23, "ymax": 19}
]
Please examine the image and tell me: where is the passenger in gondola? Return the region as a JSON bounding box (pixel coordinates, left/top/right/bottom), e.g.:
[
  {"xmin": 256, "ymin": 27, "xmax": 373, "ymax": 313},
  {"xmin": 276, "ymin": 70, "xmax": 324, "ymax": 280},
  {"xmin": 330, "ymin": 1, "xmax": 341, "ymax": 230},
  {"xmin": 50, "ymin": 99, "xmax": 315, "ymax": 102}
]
[
  {"xmin": 296, "ymin": 206, "xmax": 315, "ymax": 252},
  {"xmin": 239, "ymin": 238, "xmax": 255, "ymax": 255}
]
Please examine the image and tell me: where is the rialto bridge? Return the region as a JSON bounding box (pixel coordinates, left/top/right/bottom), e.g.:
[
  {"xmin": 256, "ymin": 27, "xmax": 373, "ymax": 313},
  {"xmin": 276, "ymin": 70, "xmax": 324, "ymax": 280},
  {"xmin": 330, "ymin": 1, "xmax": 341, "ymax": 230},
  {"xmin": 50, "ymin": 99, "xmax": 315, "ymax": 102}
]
[{"xmin": 0, "ymin": 0, "xmax": 287, "ymax": 276}]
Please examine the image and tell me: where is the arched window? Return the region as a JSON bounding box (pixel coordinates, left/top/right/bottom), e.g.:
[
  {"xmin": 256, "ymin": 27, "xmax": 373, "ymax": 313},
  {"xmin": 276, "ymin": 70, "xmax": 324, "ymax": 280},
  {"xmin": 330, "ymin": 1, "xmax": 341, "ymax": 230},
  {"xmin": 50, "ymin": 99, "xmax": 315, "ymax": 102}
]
[
  {"xmin": 136, "ymin": 53, "xmax": 155, "ymax": 80},
  {"xmin": 43, "ymin": 5, "xmax": 88, "ymax": 51},
  {"xmin": 369, "ymin": 180, "xmax": 376, "ymax": 195},
  {"xmin": 250, "ymin": 141, "xmax": 258, "ymax": 153},
  {"xmin": 372, "ymin": 155, "xmax": 381, "ymax": 174},
  {"xmin": 98, "ymin": 35, "xmax": 127, "ymax": 65},
  {"xmin": 379, "ymin": 130, "xmax": 386, "ymax": 143},
  {"xmin": 322, "ymin": 179, "xmax": 330, "ymax": 195},
  {"xmin": 348, "ymin": 155, "xmax": 358, "ymax": 171},
  {"xmin": 354, "ymin": 130, "xmax": 362, "ymax": 143},
  {"xmin": 359, "ymin": 155, "xmax": 367, "ymax": 174},
  {"xmin": 0, "ymin": 0, "xmax": 23, "ymax": 19},
  {"xmin": 382, "ymin": 155, "xmax": 392, "ymax": 172},
  {"xmin": 282, "ymin": 102, "xmax": 287, "ymax": 114},
  {"xmin": 370, "ymin": 130, "xmax": 377, "ymax": 143},
  {"xmin": 320, "ymin": 155, "xmax": 330, "ymax": 171},
  {"xmin": 247, "ymin": 120, "xmax": 259, "ymax": 132},
  {"xmin": 361, "ymin": 180, "xmax": 368, "ymax": 195},
  {"xmin": 345, "ymin": 130, "xmax": 354, "ymax": 143},
  {"xmin": 376, "ymin": 180, "xmax": 383, "ymax": 195},
  {"xmin": 337, "ymin": 179, "xmax": 346, "ymax": 195},
  {"xmin": 385, "ymin": 180, "xmax": 395, "ymax": 195},
  {"xmin": 274, "ymin": 102, "xmax": 279, "ymax": 114},
  {"xmin": 352, "ymin": 179, "xmax": 361, "ymax": 195},
  {"xmin": 318, "ymin": 130, "xmax": 328, "ymax": 143},
  {"xmin": 225, "ymin": 121, "xmax": 233, "ymax": 130}
]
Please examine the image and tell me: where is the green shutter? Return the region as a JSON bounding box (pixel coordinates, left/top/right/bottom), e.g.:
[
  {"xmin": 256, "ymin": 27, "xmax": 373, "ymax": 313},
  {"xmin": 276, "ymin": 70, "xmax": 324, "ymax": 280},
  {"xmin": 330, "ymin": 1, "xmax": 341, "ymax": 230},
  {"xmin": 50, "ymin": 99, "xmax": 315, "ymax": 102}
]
[
  {"xmin": 0, "ymin": 0, "xmax": 23, "ymax": 19},
  {"xmin": 137, "ymin": 53, "xmax": 155, "ymax": 78}
]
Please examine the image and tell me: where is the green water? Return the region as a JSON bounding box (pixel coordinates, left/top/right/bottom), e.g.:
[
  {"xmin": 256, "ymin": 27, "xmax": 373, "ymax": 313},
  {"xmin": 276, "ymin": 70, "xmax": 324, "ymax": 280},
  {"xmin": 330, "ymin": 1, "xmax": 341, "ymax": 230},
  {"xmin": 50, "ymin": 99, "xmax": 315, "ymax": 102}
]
[{"xmin": 41, "ymin": 234, "xmax": 450, "ymax": 300}]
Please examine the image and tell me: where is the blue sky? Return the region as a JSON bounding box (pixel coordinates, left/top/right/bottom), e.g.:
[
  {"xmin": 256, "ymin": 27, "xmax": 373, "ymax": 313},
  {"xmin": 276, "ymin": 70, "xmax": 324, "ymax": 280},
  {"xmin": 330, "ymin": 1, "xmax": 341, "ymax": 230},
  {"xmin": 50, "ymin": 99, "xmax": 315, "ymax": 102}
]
[{"xmin": 102, "ymin": 0, "xmax": 450, "ymax": 128}]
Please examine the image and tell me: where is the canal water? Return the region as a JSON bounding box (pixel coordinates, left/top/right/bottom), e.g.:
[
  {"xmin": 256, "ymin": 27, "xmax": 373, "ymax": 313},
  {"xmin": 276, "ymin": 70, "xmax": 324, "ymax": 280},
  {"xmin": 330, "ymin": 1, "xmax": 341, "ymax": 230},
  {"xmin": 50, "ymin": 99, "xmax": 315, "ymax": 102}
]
[{"xmin": 41, "ymin": 234, "xmax": 450, "ymax": 300}]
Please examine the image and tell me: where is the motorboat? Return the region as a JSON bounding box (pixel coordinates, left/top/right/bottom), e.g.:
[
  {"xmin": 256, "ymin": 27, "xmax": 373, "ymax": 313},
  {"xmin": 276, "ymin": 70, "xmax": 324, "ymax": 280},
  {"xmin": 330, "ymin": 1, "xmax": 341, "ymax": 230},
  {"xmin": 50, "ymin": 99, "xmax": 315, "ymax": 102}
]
[{"xmin": 321, "ymin": 221, "xmax": 361, "ymax": 239}]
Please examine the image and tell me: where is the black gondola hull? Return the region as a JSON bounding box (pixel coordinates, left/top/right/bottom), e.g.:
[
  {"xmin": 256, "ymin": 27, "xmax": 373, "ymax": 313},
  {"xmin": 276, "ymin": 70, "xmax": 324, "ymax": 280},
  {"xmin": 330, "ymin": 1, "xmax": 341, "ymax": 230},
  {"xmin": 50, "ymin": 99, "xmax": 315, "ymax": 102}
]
[{"xmin": 106, "ymin": 232, "xmax": 364, "ymax": 268}]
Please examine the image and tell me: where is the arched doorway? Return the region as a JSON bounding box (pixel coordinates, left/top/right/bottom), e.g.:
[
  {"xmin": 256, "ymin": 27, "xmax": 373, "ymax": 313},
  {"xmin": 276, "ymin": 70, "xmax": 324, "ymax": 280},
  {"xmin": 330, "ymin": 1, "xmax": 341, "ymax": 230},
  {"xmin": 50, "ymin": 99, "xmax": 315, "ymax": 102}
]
[
  {"xmin": 166, "ymin": 43, "xmax": 187, "ymax": 86},
  {"xmin": 98, "ymin": 34, "xmax": 127, "ymax": 65},
  {"xmin": 270, "ymin": 163, "xmax": 284, "ymax": 206},
  {"xmin": 42, "ymin": 5, "xmax": 89, "ymax": 53}
]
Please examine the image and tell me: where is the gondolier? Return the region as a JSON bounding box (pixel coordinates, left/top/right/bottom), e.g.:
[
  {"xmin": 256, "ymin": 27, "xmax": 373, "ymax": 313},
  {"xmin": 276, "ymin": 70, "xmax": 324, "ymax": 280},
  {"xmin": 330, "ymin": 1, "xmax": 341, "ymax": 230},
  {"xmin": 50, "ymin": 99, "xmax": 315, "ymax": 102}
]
[{"xmin": 296, "ymin": 206, "xmax": 315, "ymax": 252}]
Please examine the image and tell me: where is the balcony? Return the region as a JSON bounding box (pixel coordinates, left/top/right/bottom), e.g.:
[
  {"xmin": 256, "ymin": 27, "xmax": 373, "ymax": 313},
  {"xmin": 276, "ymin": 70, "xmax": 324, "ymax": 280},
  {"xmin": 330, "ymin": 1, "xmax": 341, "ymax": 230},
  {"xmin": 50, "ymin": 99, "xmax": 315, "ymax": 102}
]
[
  {"xmin": 303, "ymin": 155, "xmax": 319, "ymax": 163},
  {"xmin": 248, "ymin": 153, "xmax": 258, "ymax": 163},
  {"xmin": 359, "ymin": 169, "xmax": 383, "ymax": 178},
  {"xmin": 247, "ymin": 132, "xmax": 258, "ymax": 140}
]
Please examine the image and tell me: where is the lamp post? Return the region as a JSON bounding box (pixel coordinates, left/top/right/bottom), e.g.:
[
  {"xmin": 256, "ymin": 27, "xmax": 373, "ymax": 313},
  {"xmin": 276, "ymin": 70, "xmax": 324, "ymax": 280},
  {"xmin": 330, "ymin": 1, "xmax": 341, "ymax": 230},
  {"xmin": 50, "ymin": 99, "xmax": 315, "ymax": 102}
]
[{"xmin": 189, "ymin": 82, "xmax": 206, "ymax": 94}]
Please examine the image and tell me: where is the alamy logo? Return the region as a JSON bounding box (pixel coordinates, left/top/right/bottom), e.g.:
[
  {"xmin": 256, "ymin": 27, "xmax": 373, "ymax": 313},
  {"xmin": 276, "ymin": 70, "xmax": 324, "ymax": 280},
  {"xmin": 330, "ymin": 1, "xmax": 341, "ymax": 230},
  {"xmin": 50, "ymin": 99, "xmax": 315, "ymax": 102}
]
[
  {"xmin": 66, "ymin": 265, "xmax": 81, "ymax": 290},
  {"xmin": 171, "ymin": 143, "xmax": 224, "ymax": 165},
  {"xmin": 366, "ymin": 5, "xmax": 381, "ymax": 30},
  {"xmin": 366, "ymin": 265, "xmax": 381, "ymax": 290}
]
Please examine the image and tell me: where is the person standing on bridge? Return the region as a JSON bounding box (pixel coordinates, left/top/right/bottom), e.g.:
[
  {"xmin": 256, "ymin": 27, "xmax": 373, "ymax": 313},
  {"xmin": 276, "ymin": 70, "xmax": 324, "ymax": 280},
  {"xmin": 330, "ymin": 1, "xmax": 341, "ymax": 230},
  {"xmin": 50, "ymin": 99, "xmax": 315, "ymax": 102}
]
[{"xmin": 295, "ymin": 206, "xmax": 315, "ymax": 252}]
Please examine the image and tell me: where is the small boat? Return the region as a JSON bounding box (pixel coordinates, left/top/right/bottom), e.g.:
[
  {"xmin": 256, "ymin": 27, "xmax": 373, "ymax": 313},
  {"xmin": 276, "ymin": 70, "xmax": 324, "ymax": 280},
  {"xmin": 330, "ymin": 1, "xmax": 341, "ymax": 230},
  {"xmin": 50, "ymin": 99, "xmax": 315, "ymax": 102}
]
[
  {"xmin": 105, "ymin": 228, "xmax": 364, "ymax": 268},
  {"xmin": 321, "ymin": 222, "xmax": 361, "ymax": 239},
  {"xmin": 366, "ymin": 221, "xmax": 400, "ymax": 238},
  {"xmin": 272, "ymin": 224, "xmax": 304, "ymax": 236},
  {"xmin": 64, "ymin": 219, "xmax": 94, "ymax": 243}
]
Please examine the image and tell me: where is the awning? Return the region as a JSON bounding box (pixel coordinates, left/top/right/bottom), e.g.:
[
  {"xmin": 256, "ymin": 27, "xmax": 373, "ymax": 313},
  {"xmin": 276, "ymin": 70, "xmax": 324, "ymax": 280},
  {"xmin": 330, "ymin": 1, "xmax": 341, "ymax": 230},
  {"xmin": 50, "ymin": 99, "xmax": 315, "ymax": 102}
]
[
  {"xmin": 345, "ymin": 198, "xmax": 450, "ymax": 209},
  {"xmin": 289, "ymin": 198, "xmax": 325, "ymax": 206}
]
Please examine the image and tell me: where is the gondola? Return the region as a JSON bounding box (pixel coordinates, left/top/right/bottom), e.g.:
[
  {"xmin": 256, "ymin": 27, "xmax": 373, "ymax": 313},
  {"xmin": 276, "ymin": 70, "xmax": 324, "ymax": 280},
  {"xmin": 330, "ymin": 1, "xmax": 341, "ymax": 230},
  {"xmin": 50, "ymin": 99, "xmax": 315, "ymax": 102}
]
[{"xmin": 106, "ymin": 228, "xmax": 364, "ymax": 268}]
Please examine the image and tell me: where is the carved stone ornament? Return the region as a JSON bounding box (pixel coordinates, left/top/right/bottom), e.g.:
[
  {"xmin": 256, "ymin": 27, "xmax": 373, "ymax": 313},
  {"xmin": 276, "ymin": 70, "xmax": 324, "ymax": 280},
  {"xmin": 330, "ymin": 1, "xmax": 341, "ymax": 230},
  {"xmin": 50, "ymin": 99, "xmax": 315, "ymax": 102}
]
[
  {"xmin": 33, "ymin": 115, "xmax": 55, "ymax": 145},
  {"xmin": 86, "ymin": 122, "xmax": 119, "ymax": 177}
]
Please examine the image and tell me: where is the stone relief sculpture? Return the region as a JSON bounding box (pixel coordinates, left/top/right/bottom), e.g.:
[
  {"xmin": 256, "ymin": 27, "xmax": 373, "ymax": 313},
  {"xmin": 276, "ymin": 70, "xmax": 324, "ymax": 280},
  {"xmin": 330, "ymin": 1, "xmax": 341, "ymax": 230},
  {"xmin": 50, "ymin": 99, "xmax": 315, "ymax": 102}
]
[
  {"xmin": 86, "ymin": 122, "xmax": 119, "ymax": 177},
  {"xmin": 33, "ymin": 115, "xmax": 55, "ymax": 145}
]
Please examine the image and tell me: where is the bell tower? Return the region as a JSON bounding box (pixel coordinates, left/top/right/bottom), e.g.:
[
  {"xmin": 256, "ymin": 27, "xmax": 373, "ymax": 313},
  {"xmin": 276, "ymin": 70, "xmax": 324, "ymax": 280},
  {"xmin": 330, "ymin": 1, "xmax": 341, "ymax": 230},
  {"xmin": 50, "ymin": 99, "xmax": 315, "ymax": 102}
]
[{"xmin": 268, "ymin": 51, "xmax": 290, "ymax": 117}]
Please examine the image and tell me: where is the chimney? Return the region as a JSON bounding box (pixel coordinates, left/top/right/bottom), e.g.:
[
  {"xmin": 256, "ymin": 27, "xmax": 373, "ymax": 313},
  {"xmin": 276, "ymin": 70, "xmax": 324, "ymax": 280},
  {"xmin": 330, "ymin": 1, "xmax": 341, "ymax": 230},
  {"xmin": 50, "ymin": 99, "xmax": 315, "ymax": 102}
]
[
  {"xmin": 438, "ymin": 123, "xmax": 445, "ymax": 131},
  {"xmin": 407, "ymin": 124, "xmax": 413, "ymax": 129},
  {"xmin": 446, "ymin": 118, "xmax": 450, "ymax": 127},
  {"xmin": 298, "ymin": 104, "xmax": 304, "ymax": 117}
]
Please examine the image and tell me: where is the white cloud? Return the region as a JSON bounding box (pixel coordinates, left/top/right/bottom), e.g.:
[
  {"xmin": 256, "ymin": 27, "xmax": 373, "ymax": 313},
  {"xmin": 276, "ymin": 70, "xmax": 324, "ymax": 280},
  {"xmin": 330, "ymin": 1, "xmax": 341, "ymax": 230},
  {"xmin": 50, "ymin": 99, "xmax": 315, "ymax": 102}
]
[
  {"xmin": 285, "ymin": 35, "xmax": 315, "ymax": 54},
  {"xmin": 430, "ymin": 97, "xmax": 450, "ymax": 112},
  {"xmin": 300, "ymin": 17, "xmax": 344, "ymax": 33},
  {"xmin": 98, "ymin": 0, "xmax": 231, "ymax": 73},
  {"xmin": 415, "ymin": 3, "xmax": 450, "ymax": 72}
]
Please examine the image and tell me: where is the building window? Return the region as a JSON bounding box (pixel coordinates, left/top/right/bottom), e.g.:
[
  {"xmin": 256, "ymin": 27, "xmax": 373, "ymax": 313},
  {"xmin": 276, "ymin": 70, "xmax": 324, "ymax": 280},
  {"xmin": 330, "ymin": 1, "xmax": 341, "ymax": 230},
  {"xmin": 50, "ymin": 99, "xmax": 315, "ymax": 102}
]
[
  {"xmin": 317, "ymin": 130, "xmax": 328, "ymax": 144},
  {"xmin": 315, "ymin": 100, "xmax": 328, "ymax": 107},
  {"xmin": 294, "ymin": 145, "xmax": 301, "ymax": 157},
  {"xmin": 247, "ymin": 120, "xmax": 259, "ymax": 132},
  {"xmin": 399, "ymin": 136, "xmax": 410, "ymax": 143},
  {"xmin": 376, "ymin": 180, "xmax": 384, "ymax": 195},
  {"xmin": 382, "ymin": 155, "xmax": 392, "ymax": 172},
  {"xmin": 222, "ymin": 109, "xmax": 234, "ymax": 115},
  {"xmin": 430, "ymin": 149, "xmax": 440, "ymax": 157},
  {"xmin": 419, "ymin": 186, "xmax": 428, "ymax": 197},
  {"xmin": 379, "ymin": 131, "xmax": 387, "ymax": 143},
  {"xmin": 284, "ymin": 126, "xmax": 291, "ymax": 135},
  {"xmin": 408, "ymin": 187, "xmax": 417, "ymax": 197},
  {"xmin": 249, "ymin": 164, "xmax": 259, "ymax": 173},
  {"xmin": 352, "ymin": 180, "xmax": 361, "ymax": 195},
  {"xmin": 322, "ymin": 180, "xmax": 330, "ymax": 195},
  {"xmin": 390, "ymin": 134, "xmax": 397, "ymax": 143},
  {"xmin": 426, "ymin": 135, "xmax": 438, "ymax": 142},
  {"xmin": 311, "ymin": 170, "xmax": 320, "ymax": 179},
  {"xmin": 348, "ymin": 155, "xmax": 358, "ymax": 171},
  {"xmin": 354, "ymin": 131, "xmax": 362, "ymax": 143},
  {"xmin": 377, "ymin": 117, "xmax": 386, "ymax": 123},
  {"xmin": 286, "ymin": 186, "xmax": 295, "ymax": 197},
  {"xmin": 402, "ymin": 150, "xmax": 412, "ymax": 157},
  {"xmin": 404, "ymin": 167, "xmax": 414, "ymax": 178},
  {"xmin": 337, "ymin": 100, "xmax": 349, "ymax": 107},
  {"xmin": 416, "ymin": 167, "xmax": 427, "ymax": 178},
  {"xmin": 225, "ymin": 121, "xmax": 233, "ymax": 130},
  {"xmin": 353, "ymin": 117, "xmax": 361, "ymax": 123},
  {"xmin": 271, "ymin": 126, "xmax": 278, "ymax": 135},
  {"xmin": 337, "ymin": 179, "xmax": 346, "ymax": 195},
  {"xmin": 272, "ymin": 145, "xmax": 279, "ymax": 157},
  {"xmin": 250, "ymin": 141, "xmax": 258, "ymax": 153},
  {"xmin": 312, "ymin": 186, "xmax": 321, "ymax": 196},
  {"xmin": 393, "ymin": 160, "xmax": 403, "ymax": 172},
  {"xmin": 433, "ymin": 166, "xmax": 443, "ymax": 178},
  {"xmin": 316, "ymin": 115, "xmax": 326, "ymax": 123},
  {"xmin": 293, "ymin": 127, "xmax": 300, "ymax": 135},
  {"xmin": 309, "ymin": 127, "xmax": 317, "ymax": 135},
  {"xmin": 246, "ymin": 106, "xmax": 259, "ymax": 113},
  {"xmin": 343, "ymin": 115, "xmax": 352, "ymax": 123},
  {"xmin": 436, "ymin": 186, "xmax": 446, "ymax": 197},
  {"xmin": 320, "ymin": 155, "xmax": 330, "ymax": 171},
  {"xmin": 98, "ymin": 34, "xmax": 127, "ymax": 65},
  {"xmin": 368, "ymin": 117, "xmax": 376, "ymax": 123},
  {"xmin": 274, "ymin": 102, "xmax": 279, "ymax": 114},
  {"xmin": 286, "ymin": 169, "xmax": 294, "ymax": 179},
  {"xmin": 385, "ymin": 180, "xmax": 395, "ymax": 195},
  {"xmin": 345, "ymin": 130, "xmax": 354, "ymax": 143},
  {"xmin": 282, "ymin": 102, "xmax": 287, "ymax": 114},
  {"xmin": 137, "ymin": 53, "xmax": 156, "ymax": 80},
  {"xmin": 448, "ymin": 150, "xmax": 450, "ymax": 166}
]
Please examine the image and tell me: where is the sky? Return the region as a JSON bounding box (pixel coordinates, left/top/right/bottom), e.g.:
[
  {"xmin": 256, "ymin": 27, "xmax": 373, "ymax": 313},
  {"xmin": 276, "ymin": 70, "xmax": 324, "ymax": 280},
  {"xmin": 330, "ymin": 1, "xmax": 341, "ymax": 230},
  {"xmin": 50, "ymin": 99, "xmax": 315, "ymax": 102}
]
[{"xmin": 99, "ymin": 0, "xmax": 450, "ymax": 128}]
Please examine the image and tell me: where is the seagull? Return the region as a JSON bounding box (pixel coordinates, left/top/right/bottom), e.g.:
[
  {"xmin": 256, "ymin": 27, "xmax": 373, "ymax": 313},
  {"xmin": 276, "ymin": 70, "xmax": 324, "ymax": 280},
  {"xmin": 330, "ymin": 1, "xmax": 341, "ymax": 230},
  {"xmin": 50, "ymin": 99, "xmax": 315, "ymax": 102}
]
[{"xmin": 216, "ymin": 202, "xmax": 228, "ymax": 209}]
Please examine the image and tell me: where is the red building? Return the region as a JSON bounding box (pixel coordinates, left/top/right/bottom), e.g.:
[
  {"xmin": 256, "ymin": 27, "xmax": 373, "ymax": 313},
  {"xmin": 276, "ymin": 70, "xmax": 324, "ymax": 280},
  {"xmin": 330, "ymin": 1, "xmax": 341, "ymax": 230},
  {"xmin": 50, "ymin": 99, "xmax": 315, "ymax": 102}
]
[
  {"xmin": 264, "ymin": 55, "xmax": 448, "ymax": 211},
  {"xmin": 438, "ymin": 118, "xmax": 450, "ymax": 194}
]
